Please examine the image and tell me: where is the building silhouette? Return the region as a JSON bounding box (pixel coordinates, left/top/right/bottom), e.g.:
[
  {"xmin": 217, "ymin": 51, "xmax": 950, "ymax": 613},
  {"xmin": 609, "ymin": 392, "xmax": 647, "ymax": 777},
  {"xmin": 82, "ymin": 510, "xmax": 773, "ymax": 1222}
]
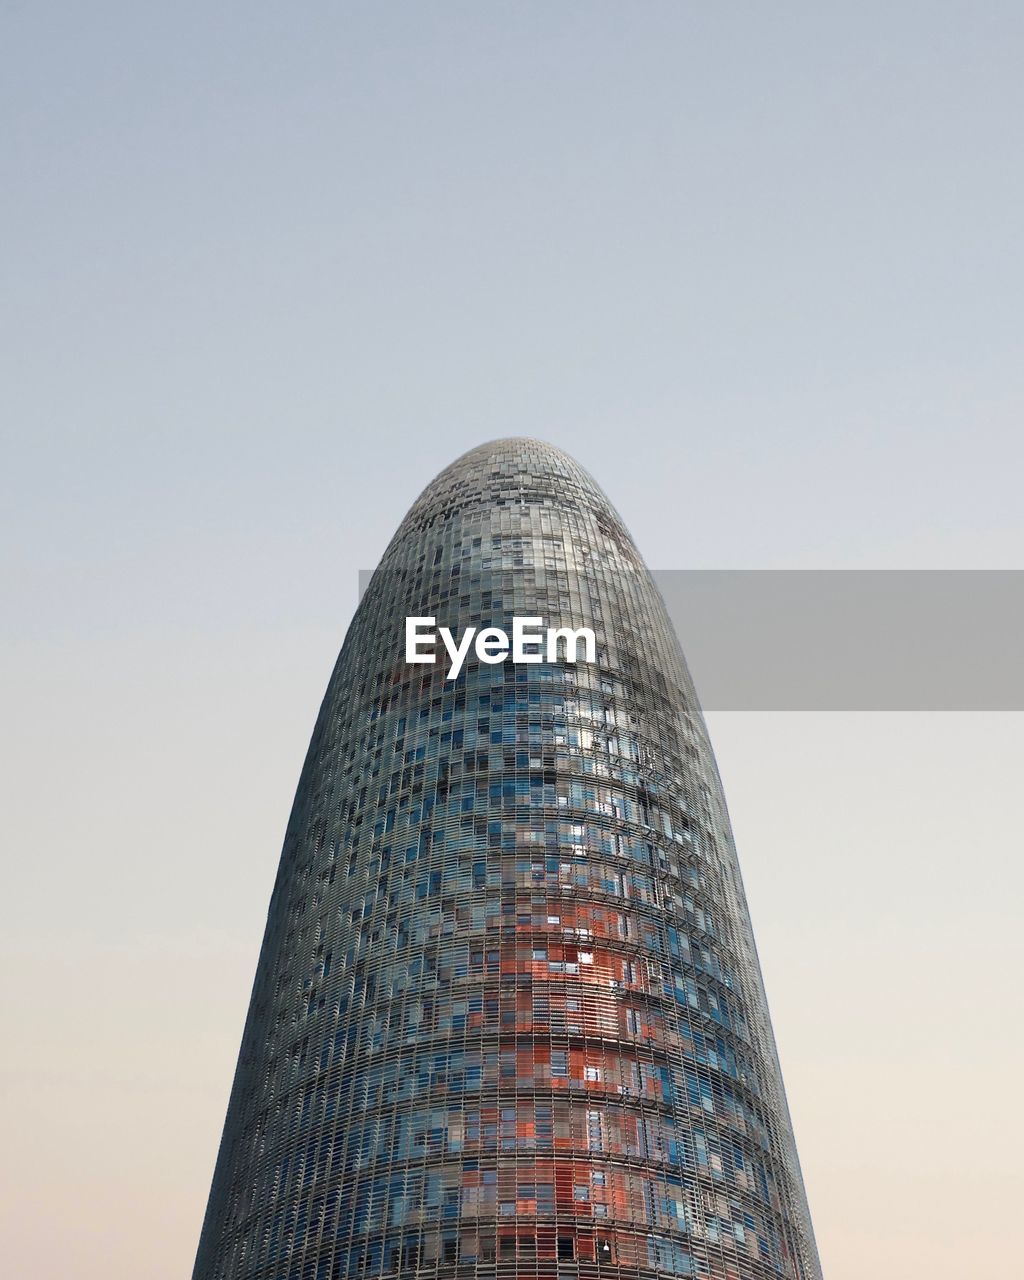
[{"xmin": 193, "ymin": 439, "xmax": 821, "ymax": 1280}]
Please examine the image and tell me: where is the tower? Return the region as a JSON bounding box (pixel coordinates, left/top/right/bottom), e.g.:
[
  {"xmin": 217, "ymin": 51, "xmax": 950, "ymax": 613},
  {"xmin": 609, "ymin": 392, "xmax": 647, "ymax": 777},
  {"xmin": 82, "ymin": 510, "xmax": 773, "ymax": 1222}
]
[{"xmin": 193, "ymin": 439, "xmax": 821, "ymax": 1280}]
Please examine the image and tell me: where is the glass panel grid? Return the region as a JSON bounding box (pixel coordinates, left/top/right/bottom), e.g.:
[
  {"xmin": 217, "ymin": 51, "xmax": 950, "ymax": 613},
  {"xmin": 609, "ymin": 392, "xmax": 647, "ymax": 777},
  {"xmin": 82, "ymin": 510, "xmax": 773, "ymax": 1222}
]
[{"xmin": 193, "ymin": 440, "xmax": 821, "ymax": 1280}]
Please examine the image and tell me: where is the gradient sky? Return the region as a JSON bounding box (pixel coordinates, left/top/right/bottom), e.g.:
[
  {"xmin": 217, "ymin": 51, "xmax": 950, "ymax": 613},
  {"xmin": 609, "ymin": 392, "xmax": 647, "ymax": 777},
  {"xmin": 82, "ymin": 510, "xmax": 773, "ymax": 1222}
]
[{"xmin": 2, "ymin": 5, "xmax": 1023, "ymax": 1278}]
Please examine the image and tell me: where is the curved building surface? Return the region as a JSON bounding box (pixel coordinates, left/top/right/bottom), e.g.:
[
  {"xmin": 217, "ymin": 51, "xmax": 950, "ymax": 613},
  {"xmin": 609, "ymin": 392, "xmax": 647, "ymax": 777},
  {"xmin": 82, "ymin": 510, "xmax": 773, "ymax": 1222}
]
[{"xmin": 194, "ymin": 439, "xmax": 821, "ymax": 1280}]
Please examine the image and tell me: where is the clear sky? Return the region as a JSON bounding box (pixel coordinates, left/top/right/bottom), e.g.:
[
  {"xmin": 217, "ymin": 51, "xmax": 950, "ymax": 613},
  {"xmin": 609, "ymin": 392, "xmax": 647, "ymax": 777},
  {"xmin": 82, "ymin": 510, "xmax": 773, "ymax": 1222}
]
[{"xmin": 2, "ymin": 5, "xmax": 1023, "ymax": 1278}]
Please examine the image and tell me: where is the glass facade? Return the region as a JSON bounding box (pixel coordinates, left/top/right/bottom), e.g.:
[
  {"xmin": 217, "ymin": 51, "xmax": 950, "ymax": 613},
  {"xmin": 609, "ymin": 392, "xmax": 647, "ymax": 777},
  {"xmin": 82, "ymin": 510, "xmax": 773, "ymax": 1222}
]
[{"xmin": 193, "ymin": 440, "xmax": 821, "ymax": 1280}]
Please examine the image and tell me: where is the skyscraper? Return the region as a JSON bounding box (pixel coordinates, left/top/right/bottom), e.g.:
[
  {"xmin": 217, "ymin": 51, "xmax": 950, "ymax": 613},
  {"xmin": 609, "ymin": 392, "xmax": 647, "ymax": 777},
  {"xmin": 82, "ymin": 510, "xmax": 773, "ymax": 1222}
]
[{"xmin": 193, "ymin": 439, "xmax": 821, "ymax": 1280}]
